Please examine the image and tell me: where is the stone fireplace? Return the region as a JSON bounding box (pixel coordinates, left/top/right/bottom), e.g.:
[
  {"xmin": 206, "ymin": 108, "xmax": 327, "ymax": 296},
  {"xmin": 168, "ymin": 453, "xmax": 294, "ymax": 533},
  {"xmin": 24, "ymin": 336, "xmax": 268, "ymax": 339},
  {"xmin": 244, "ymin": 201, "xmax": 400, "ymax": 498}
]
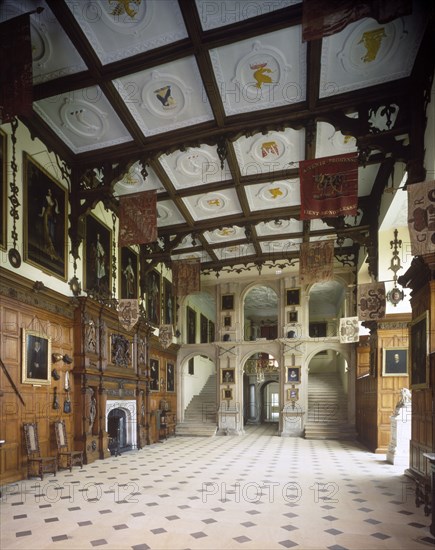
[{"xmin": 105, "ymin": 400, "xmax": 137, "ymax": 453}]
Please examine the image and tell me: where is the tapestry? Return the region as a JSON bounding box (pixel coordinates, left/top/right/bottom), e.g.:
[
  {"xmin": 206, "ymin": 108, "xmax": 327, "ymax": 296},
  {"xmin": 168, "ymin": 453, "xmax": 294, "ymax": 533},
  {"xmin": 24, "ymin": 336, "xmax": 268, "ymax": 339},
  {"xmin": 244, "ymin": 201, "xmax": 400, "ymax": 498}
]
[
  {"xmin": 302, "ymin": 0, "xmax": 412, "ymax": 42},
  {"xmin": 118, "ymin": 190, "xmax": 157, "ymax": 247},
  {"xmin": 0, "ymin": 14, "xmax": 33, "ymax": 123},
  {"xmin": 407, "ymin": 180, "xmax": 435, "ymax": 256},
  {"xmin": 357, "ymin": 282, "xmax": 386, "ymax": 321},
  {"xmin": 172, "ymin": 259, "xmax": 201, "ymax": 297},
  {"xmin": 159, "ymin": 325, "xmax": 173, "ymax": 349},
  {"xmin": 339, "ymin": 316, "xmax": 360, "ymax": 343},
  {"xmin": 299, "ymin": 153, "xmax": 358, "ymax": 220},
  {"xmin": 118, "ymin": 299, "xmax": 139, "ymax": 331},
  {"xmin": 299, "ymin": 240, "xmax": 334, "ymax": 286}
]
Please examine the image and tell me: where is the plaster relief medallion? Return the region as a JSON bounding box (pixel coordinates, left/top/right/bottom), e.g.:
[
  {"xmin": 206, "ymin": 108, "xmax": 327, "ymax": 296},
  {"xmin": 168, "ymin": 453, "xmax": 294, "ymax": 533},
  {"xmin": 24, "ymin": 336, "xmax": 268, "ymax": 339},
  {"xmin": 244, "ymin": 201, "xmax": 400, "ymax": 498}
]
[
  {"xmin": 265, "ymin": 219, "xmax": 292, "ymax": 232},
  {"xmin": 215, "ymin": 227, "xmax": 237, "ymax": 239},
  {"xmin": 31, "ymin": 20, "xmax": 51, "ymax": 68},
  {"xmin": 232, "ymin": 41, "xmax": 290, "ymax": 101},
  {"xmin": 197, "ymin": 193, "xmax": 226, "ymax": 212},
  {"xmin": 175, "ymin": 148, "xmax": 214, "ymax": 177},
  {"xmin": 249, "ymin": 133, "xmax": 290, "ymax": 163},
  {"xmin": 258, "ymin": 183, "xmax": 288, "ymax": 202},
  {"xmin": 330, "ymin": 131, "xmax": 357, "ymax": 152},
  {"xmin": 100, "ymin": 0, "xmax": 153, "ymax": 34},
  {"xmin": 142, "ymin": 71, "xmax": 189, "ymax": 119},
  {"xmin": 338, "ymin": 19, "xmax": 401, "ymax": 75},
  {"xmin": 157, "ymin": 204, "xmax": 170, "ymax": 221},
  {"xmin": 60, "ymin": 96, "xmax": 107, "ymax": 138}
]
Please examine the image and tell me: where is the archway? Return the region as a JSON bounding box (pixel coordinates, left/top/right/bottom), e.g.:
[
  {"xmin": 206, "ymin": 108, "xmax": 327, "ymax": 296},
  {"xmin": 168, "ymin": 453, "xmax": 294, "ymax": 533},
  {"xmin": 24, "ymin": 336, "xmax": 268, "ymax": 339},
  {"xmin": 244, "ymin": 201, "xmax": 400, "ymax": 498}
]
[
  {"xmin": 308, "ymin": 280, "xmax": 345, "ymax": 338},
  {"xmin": 243, "ymin": 352, "xmax": 279, "ymax": 425},
  {"xmin": 305, "ymin": 349, "xmax": 355, "ymax": 440},
  {"xmin": 243, "ymin": 285, "xmax": 278, "ymax": 341}
]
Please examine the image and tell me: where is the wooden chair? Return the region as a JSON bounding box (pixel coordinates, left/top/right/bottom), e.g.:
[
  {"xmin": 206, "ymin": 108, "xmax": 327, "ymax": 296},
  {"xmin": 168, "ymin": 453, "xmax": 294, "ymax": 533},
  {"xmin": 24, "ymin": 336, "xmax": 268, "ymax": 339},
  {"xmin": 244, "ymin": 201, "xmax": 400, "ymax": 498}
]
[
  {"xmin": 23, "ymin": 423, "xmax": 57, "ymax": 480},
  {"xmin": 54, "ymin": 420, "xmax": 83, "ymax": 471}
]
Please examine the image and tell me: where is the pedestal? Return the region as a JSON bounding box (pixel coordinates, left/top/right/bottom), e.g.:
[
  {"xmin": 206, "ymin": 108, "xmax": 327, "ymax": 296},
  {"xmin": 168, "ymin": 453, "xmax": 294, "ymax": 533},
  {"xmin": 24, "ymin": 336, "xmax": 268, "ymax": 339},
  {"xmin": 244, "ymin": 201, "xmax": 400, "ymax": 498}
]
[
  {"xmin": 281, "ymin": 409, "xmax": 305, "ymax": 437},
  {"xmin": 387, "ymin": 414, "xmax": 411, "ymax": 466},
  {"xmin": 217, "ymin": 403, "xmax": 244, "ymax": 435}
]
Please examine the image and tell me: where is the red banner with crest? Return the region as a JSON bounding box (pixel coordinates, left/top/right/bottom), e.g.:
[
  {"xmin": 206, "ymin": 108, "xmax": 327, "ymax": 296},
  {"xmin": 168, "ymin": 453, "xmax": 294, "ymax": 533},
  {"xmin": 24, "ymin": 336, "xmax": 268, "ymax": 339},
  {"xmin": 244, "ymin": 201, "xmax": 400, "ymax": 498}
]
[
  {"xmin": 299, "ymin": 152, "xmax": 358, "ymax": 220},
  {"xmin": 172, "ymin": 259, "xmax": 201, "ymax": 297},
  {"xmin": 118, "ymin": 190, "xmax": 157, "ymax": 247}
]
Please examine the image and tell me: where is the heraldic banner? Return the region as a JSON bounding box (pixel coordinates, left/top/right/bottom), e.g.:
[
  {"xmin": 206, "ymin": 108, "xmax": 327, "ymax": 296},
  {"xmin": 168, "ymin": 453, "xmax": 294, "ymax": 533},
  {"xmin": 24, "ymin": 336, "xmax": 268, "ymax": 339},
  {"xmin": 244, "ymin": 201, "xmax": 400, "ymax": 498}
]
[
  {"xmin": 302, "ymin": 0, "xmax": 412, "ymax": 42},
  {"xmin": 299, "ymin": 152, "xmax": 358, "ymax": 220},
  {"xmin": 357, "ymin": 282, "xmax": 386, "ymax": 321},
  {"xmin": 339, "ymin": 316, "xmax": 360, "ymax": 343},
  {"xmin": 299, "ymin": 239, "xmax": 334, "ymax": 286},
  {"xmin": 172, "ymin": 259, "xmax": 201, "ymax": 297},
  {"xmin": 0, "ymin": 13, "xmax": 33, "ymax": 123},
  {"xmin": 407, "ymin": 180, "xmax": 435, "ymax": 256},
  {"xmin": 118, "ymin": 190, "xmax": 157, "ymax": 247},
  {"xmin": 159, "ymin": 325, "xmax": 173, "ymax": 349}
]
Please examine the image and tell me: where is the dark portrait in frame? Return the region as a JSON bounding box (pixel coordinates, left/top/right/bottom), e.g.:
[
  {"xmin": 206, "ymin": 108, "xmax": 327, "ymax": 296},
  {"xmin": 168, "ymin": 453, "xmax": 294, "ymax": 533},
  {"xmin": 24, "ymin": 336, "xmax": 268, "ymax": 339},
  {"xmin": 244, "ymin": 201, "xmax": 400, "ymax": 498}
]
[
  {"xmin": 221, "ymin": 368, "xmax": 235, "ymax": 384},
  {"xmin": 146, "ymin": 270, "xmax": 161, "ymax": 325},
  {"xmin": 166, "ymin": 361, "xmax": 175, "ymax": 392},
  {"xmin": 382, "ymin": 348, "xmax": 408, "ymax": 376},
  {"xmin": 150, "ymin": 358, "xmax": 159, "ymax": 391},
  {"xmin": 163, "ymin": 278, "xmax": 174, "ymax": 325},
  {"xmin": 222, "ymin": 387, "xmax": 233, "ymax": 400},
  {"xmin": 222, "ymin": 294, "xmax": 234, "ymax": 311},
  {"xmin": 22, "ymin": 329, "xmax": 51, "ymax": 385},
  {"xmin": 187, "ymin": 306, "xmax": 196, "ymax": 344},
  {"xmin": 120, "ymin": 247, "xmax": 138, "ymax": 299},
  {"xmin": 410, "ymin": 311, "xmax": 429, "ymax": 389},
  {"xmin": 23, "ymin": 153, "xmax": 67, "ymax": 280},
  {"xmin": 200, "ymin": 313, "xmax": 208, "ymax": 343},
  {"xmin": 288, "ymin": 311, "xmax": 298, "ymax": 323},
  {"xmin": 287, "ymin": 366, "xmax": 301, "ymax": 384},
  {"xmin": 287, "ymin": 388, "xmax": 299, "ymax": 401},
  {"xmin": 85, "ymin": 214, "xmax": 112, "ymax": 295},
  {"xmin": 286, "ymin": 288, "xmax": 300, "ymax": 306},
  {"xmin": 0, "ymin": 129, "xmax": 6, "ymax": 250}
]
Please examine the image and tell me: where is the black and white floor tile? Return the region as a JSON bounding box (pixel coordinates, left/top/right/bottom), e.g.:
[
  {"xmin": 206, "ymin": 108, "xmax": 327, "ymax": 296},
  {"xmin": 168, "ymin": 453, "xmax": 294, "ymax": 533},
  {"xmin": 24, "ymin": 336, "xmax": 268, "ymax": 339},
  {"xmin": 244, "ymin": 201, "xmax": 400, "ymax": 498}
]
[{"xmin": 1, "ymin": 424, "xmax": 434, "ymax": 549}]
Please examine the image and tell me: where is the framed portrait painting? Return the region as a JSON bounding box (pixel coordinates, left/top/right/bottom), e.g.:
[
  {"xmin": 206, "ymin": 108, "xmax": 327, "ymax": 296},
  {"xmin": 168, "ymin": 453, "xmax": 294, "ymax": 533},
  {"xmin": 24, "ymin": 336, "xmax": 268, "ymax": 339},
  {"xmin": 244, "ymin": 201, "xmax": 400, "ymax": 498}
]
[
  {"xmin": 163, "ymin": 278, "xmax": 174, "ymax": 325},
  {"xmin": 119, "ymin": 247, "xmax": 138, "ymax": 299},
  {"xmin": 0, "ymin": 129, "xmax": 6, "ymax": 250},
  {"xmin": 187, "ymin": 306, "xmax": 196, "ymax": 344},
  {"xmin": 150, "ymin": 358, "xmax": 159, "ymax": 391},
  {"xmin": 382, "ymin": 348, "xmax": 408, "ymax": 376},
  {"xmin": 221, "ymin": 368, "xmax": 235, "ymax": 384},
  {"xmin": 286, "ymin": 288, "xmax": 300, "ymax": 306},
  {"xmin": 410, "ymin": 311, "xmax": 429, "ymax": 389},
  {"xmin": 85, "ymin": 214, "xmax": 112, "ymax": 295},
  {"xmin": 166, "ymin": 362, "xmax": 175, "ymax": 392},
  {"xmin": 222, "ymin": 387, "xmax": 233, "ymax": 400},
  {"xmin": 23, "ymin": 153, "xmax": 67, "ymax": 280},
  {"xmin": 22, "ymin": 329, "xmax": 51, "ymax": 385},
  {"xmin": 146, "ymin": 270, "xmax": 161, "ymax": 325},
  {"xmin": 287, "ymin": 366, "xmax": 301, "ymax": 384},
  {"xmin": 287, "ymin": 388, "xmax": 299, "ymax": 401},
  {"xmin": 222, "ymin": 294, "xmax": 234, "ymax": 311}
]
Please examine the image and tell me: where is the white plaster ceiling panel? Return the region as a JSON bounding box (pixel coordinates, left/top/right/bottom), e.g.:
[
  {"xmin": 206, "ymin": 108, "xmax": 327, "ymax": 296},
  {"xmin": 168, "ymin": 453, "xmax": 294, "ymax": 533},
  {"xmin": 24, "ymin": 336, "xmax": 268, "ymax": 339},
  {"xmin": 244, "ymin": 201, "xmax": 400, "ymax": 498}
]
[
  {"xmin": 158, "ymin": 145, "xmax": 231, "ymax": 189},
  {"xmin": 315, "ymin": 121, "xmax": 358, "ymax": 158},
  {"xmin": 195, "ymin": 0, "xmax": 297, "ymax": 31},
  {"xmin": 214, "ymin": 243, "xmax": 256, "ymax": 261},
  {"xmin": 33, "ymin": 86, "xmax": 132, "ymax": 154},
  {"xmin": 65, "ymin": 0, "xmax": 187, "ymax": 65},
  {"xmin": 233, "ymin": 128, "xmax": 305, "ymax": 176},
  {"xmin": 183, "ymin": 190, "xmax": 242, "ymax": 221},
  {"xmin": 245, "ymin": 179, "xmax": 300, "ymax": 211},
  {"xmin": 0, "ymin": 1, "xmax": 86, "ymax": 85},
  {"xmin": 260, "ymin": 238, "xmax": 302, "ymax": 254},
  {"xmin": 210, "ymin": 26, "xmax": 307, "ymax": 116},
  {"xmin": 204, "ymin": 226, "xmax": 245, "ymax": 244},
  {"xmin": 310, "ymin": 219, "xmax": 335, "ymax": 232},
  {"xmin": 256, "ymin": 218, "xmax": 303, "ymax": 236},
  {"xmin": 172, "ymin": 235, "xmax": 198, "ymax": 250},
  {"xmin": 156, "ymin": 200, "xmax": 185, "ymax": 227},
  {"xmin": 113, "ymin": 162, "xmax": 165, "ymax": 196},
  {"xmin": 114, "ymin": 57, "xmax": 214, "ymax": 136},
  {"xmin": 319, "ymin": 7, "xmax": 427, "ymax": 98}
]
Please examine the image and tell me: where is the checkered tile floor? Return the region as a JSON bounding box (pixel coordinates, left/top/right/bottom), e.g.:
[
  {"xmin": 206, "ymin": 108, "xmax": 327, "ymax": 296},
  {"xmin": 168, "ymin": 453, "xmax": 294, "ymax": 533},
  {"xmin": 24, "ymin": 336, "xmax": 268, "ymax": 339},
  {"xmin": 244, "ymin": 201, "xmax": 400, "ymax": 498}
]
[{"xmin": 1, "ymin": 424, "xmax": 434, "ymax": 549}]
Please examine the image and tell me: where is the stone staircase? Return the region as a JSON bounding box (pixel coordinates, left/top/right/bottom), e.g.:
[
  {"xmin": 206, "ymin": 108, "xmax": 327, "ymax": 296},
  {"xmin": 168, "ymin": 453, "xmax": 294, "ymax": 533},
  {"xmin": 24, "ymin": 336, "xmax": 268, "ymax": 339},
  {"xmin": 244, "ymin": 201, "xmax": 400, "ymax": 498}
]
[
  {"xmin": 176, "ymin": 374, "xmax": 217, "ymax": 437},
  {"xmin": 304, "ymin": 371, "xmax": 357, "ymax": 440}
]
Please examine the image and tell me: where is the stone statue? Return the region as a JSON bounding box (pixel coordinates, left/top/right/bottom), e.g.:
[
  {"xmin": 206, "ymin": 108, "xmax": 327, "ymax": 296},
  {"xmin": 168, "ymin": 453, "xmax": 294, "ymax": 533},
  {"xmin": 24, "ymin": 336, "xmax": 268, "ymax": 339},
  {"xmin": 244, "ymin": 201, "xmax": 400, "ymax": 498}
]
[{"xmin": 393, "ymin": 387, "xmax": 411, "ymax": 417}]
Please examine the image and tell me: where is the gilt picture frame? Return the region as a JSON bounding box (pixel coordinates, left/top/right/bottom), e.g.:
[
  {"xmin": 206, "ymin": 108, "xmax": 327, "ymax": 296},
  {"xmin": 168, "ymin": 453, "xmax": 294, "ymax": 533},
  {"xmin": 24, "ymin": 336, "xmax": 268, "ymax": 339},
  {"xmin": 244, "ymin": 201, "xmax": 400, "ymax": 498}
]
[
  {"xmin": 22, "ymin": 329, "xmax": 51, "ymax": 385},
  {"xmin": 0, "ymin": 129, "xmax": 6, "ymax": 251},
  {"xmin": 119, "ymin": 247, "xmax": 138, "ymax": 299},
  {"xmin": 85, "ymin": 214, "xmax": 112, "ymax": 295},
  {"xmin": 23, "ymin": 153, "xmax": 67, "ymax": 280},
  {"xmin": 410, "ymin": 311, "xmax": 429, "ymax": 389}
]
